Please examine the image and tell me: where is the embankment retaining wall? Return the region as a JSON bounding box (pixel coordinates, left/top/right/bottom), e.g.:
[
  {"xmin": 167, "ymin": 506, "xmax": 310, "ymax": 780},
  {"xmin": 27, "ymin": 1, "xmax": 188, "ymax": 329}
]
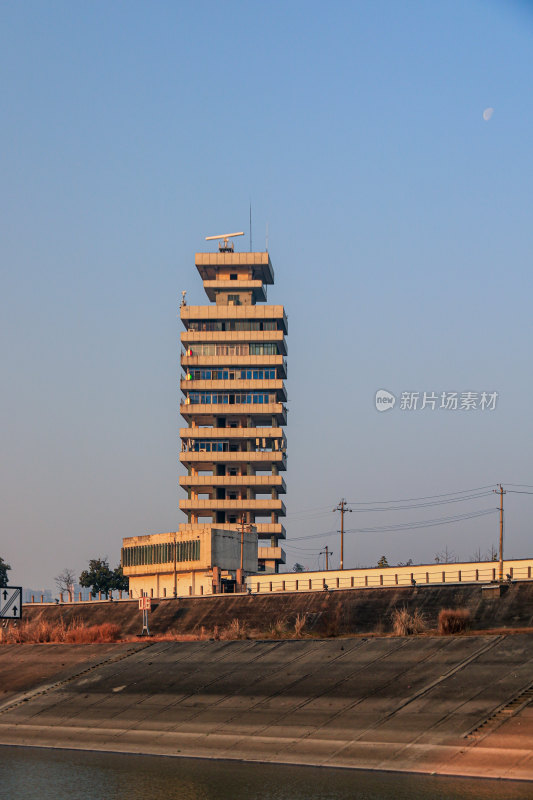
[{"xmin": 20, "ymin": 581, "xmax": 533, "ymax": 637}]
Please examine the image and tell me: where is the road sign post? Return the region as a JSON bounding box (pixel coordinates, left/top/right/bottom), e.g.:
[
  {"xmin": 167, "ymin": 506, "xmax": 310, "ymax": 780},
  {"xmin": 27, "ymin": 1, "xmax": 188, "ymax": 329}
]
[
  {"xmin": 0, "ymin": 587, "xmax": 22, "ymax": 620},
  {"xmin": 138, "ymin": 596, "xmax": 152, "ymax": 636}
]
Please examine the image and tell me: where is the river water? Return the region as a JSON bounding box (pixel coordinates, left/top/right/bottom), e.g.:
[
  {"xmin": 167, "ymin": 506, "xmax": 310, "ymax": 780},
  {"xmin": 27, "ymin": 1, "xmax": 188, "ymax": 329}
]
[{"xmin": 0, "ymin": 746, "xmax": 530, "ymax": 800}]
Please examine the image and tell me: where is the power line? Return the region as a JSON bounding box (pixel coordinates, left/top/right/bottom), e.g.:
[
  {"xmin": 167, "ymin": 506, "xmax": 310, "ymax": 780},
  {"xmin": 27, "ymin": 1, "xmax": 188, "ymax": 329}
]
[
  {"xmin": 286, "ymin": 487, "xmax": 495, "ymax": 522},
  {"xmin": 345, "ymin": 485, "xmax": 495, "ymax": 505},
  {"xmin": 286, "ymin": 505, "xmax": 333, "ymax": 516},
  {"xmin": 288, "ymin": 507, "xmax": 497, "ymax": 542},
  {"xmin": 283, "ymin": 544, "xmax": 324, "ymax": 553},
  {"xmin": 344, "ymin": 491, "xmax": 493, "ymax": 513},
  {"xmin": 342, "ymin": 508, "xmax": 498, "ymax": 534}
]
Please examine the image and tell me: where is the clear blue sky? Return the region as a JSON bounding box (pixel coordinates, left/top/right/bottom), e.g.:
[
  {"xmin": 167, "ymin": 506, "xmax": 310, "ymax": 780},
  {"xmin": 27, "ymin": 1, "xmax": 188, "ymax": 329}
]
[{"xmin": 2, "ymin": 1, "xmax": 533, "ymax": 589}]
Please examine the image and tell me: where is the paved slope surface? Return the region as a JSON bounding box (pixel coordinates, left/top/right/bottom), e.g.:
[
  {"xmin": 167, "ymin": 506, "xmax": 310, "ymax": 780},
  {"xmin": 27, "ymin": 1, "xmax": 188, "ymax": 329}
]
[{"xmin": 0, "ymin": 636, "xmax": 532, "ymax": 779}]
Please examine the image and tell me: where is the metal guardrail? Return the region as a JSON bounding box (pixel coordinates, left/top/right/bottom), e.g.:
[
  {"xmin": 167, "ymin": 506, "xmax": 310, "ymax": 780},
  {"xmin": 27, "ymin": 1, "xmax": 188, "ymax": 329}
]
[{"xmin": 247, "ymin": 565, "xmax": 533, "ymax": 595}]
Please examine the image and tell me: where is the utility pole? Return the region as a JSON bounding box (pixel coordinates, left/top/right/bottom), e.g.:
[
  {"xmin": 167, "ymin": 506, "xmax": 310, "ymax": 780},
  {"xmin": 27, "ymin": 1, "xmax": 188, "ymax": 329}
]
[
  {"xmin": 333, "ymin": 499, "xmax": 352, "ymax": 570},
  {"xmin": 238, "ymin": 517, "xmax": 252, "ymax": 591},
  {"xmin": 240, "ymin": 517, "xmax": 245, "ymax": 573},
  {"xmin": 320, "ymin": 546, "xmax": 332, "ymax": 570},
  {"xmin": 173, "ymin": 532, "xmax": 178, "ymax": 598},
  {"xmin": 493, "ymin": 484, "xmax": 506, "ymax": 582}
]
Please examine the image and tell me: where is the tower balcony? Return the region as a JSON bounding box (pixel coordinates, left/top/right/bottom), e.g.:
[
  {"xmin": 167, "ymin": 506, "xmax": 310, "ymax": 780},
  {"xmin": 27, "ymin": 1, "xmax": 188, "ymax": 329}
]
[
  {"xmin": 179, "ymin": 499, "xmax": 286, "ymax": 515},
  {"xmin": 180, "ymin": 403, "xmax": 287, "ymax": 425},
  {"xmin": 178, "ymin": 521, "xmax": 286, "ymax": 540},
  {"xmin": 181, "ymin": 354, "xmax": 287, "ymax": 377},
  {"xmin": 179, "ymin": 475, "xmax": 286, "ymax": 493},
  {"xmin": 181, "ymin": 330, "xmax": 287, "ymax": 355},
  {"xmin": 180, "ymin": 427, "xmax": 285, "ymax": 441},
  {"xmin": 258, "ymin": 546, "xmax": 286, "ymax": 569},
  {"xmin": 181, "ymin": 303, "xmax": 287, "ymax": 334},
  {"xmin": 179, "ymin": 451, "xmax": 287, "ymax": 470},
  {"xmin": 194, "ymin": 251, "xmax": 274, "ymax": 285},
  {"xmin": 201, "ymin": 280, "xmax": 267, "ymax": 303},
  {"xmin": 180, "ymin": 379, "xmax": 286, "ymax": 401}
]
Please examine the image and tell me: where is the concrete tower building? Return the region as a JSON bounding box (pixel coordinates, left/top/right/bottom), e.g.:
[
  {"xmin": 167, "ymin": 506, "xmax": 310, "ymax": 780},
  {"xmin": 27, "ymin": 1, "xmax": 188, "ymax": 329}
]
[{"xmin": 179, "ymin": 235, "xmax": 287, "ymax": 572}]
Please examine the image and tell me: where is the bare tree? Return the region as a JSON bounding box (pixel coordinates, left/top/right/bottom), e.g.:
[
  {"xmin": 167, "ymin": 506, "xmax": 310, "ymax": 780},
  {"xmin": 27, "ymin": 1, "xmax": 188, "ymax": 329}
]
[
  {"xmin": 55, "ymin": 568, "xmax": 76, "ymax": 601},
  {"xmin": 485, "ymin": 544, "xmax": 499, "ymax": 562},
  {"xmin": 434, "ymin": 546, "xmax": 457, "ymax": 564}
]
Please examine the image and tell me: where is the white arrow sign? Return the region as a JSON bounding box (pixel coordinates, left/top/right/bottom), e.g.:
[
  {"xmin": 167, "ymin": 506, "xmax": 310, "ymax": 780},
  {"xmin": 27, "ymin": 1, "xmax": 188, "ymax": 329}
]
[{"xmin": 0, "ymin": 586, "xmax": 22, "ymax": 619}]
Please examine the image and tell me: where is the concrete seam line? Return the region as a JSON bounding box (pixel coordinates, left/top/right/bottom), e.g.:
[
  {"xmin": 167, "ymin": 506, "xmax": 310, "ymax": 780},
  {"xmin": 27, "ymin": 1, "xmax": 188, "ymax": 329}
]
[
  {"xmin": 291, "ymin": 636, "xmax": 504, "ymax": 756},
  {"xmin": 0, "ymin": 643, "xmax": 155, "ymax": 716},
  {"xmin": 228, "ymin": 638, "xmax": 413, "ymax": 744},
  {"xmin": 369, "ymin": 635, "xmax": 506, "ymax": 723},
  {"xmin": 463, "ymin": 675, "xmax": 533, "ymax": 741}
]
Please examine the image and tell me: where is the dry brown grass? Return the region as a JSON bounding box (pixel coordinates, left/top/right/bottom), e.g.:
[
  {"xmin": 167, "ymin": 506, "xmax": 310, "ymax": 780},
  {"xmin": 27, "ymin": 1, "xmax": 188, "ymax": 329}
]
[
  {"xmin": 294, "ymin": 613, "xmax": 307, "ymax": 638},
  {"xmin": 0, "ymin": 618, "xmax": 121, "ymax": 644},
  {"xmin": 153, "ymin": 630, "xmax": 209, "ymax": 642},
  {"xmin": 220, "ymin": 618, "xmax": 248, "ymax": 640},
  {"xmin": 268, "ymin": 618, "xmax": 287, "ymax": 638},
  {"xmin": 391, "ymin": 607, "xmax": 426, "ymax": 636},
  {"xmin": 438, "ymin": 608, "xmax": 470, "ymax": 635}
]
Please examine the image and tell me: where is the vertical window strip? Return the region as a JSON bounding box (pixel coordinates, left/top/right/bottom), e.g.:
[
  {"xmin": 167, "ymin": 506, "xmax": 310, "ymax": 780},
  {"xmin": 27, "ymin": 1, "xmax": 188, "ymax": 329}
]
[{"xmin": 123, "ymin": 539, "xmax": 202, "ymax": 565}]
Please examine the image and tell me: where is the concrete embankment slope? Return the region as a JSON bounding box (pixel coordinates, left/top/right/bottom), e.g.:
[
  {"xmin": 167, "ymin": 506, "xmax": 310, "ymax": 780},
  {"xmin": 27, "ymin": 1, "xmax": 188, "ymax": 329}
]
[
  {"xmin": 20, "ymin": 581, "xmax": 533, "ymax": 636},
  {"xmin": 1, "ymin": 635, "xmax": 533, "ymax": 780}
]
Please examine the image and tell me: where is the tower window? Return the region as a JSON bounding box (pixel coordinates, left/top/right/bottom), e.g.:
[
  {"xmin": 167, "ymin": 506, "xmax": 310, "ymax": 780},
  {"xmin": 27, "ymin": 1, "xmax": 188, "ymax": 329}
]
[{"xmin": 230, "ymin": 273, "xmax": 237, "ymax": 280}]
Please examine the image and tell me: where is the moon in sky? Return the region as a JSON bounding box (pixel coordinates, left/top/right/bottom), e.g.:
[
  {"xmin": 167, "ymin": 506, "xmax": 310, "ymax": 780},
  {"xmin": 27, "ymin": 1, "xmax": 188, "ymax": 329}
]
[{"xmin": 483, "ymin": 107, "xmax": 494, "ymax": 121}]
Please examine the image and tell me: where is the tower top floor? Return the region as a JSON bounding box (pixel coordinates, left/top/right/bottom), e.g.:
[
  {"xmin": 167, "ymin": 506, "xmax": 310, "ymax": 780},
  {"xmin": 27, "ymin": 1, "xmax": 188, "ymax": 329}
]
[{"xmin": 194, "ymin": 252, "xmax": 274, "ymax": 305}]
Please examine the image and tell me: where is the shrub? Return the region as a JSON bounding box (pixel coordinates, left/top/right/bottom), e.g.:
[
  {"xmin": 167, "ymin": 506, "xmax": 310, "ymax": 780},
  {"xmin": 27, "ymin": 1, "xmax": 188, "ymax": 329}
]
[
  {"xmin": 294, "ymin": 613, "xmax": 306, "ymax": 638},
  {"xmin": 269, "ymin": 618, "xmax": 287, "ymax": 638},
  {"xmin": 391, "ymin": 607, "xmax": 426, "ymax": 636},
  {"xmin": 220, "ymin": 618, "xmax": 248, "ymax": 640},
  {"xmin": 438, "ymin": 608, "xmax": 470, "ymax": 635}
]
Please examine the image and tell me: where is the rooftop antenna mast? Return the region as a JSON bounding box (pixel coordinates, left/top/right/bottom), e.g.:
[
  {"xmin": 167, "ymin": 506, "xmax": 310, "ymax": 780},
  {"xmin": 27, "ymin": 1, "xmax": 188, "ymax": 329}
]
[{"xmin": 205, "ymin": 231, "xmax": 244, "ymax": 253}]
